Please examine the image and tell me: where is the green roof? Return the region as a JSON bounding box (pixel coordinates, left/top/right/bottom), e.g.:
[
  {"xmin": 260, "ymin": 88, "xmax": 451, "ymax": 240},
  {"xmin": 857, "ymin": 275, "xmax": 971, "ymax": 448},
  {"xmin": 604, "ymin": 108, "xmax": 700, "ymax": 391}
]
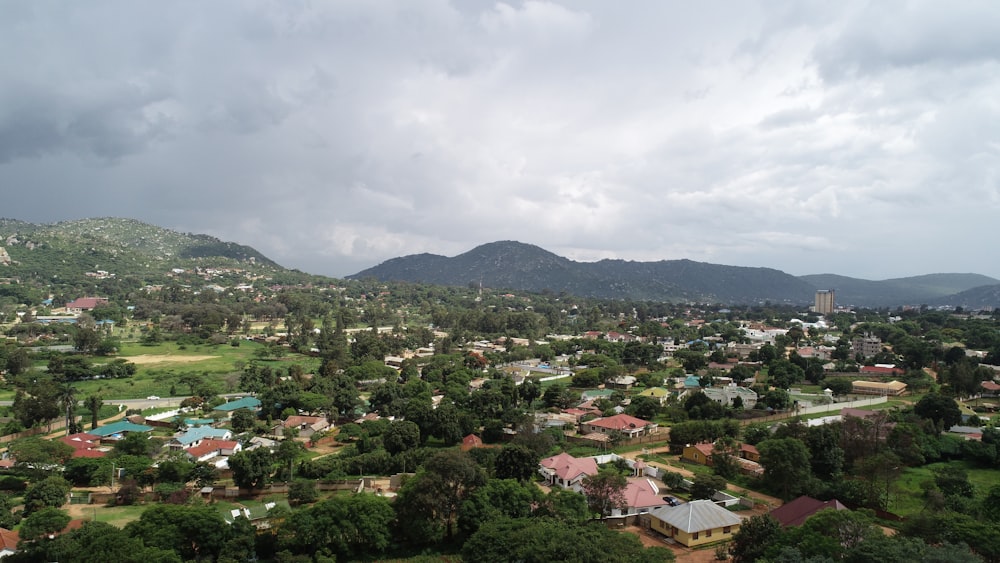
[
  {"xmin": 213, "ymin": 397, "xmax": 262, "ymax": 412},
  {"xmin": 90, "ymin": 420, "xmax": 154, "ymax": 437}
]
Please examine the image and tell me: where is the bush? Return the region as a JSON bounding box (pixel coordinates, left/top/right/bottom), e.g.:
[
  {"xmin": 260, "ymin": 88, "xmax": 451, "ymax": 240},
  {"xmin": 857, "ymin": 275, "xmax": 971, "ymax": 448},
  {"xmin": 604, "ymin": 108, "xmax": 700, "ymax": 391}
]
[{"xmin": 0, "ymin": 476, "xmax": 27, "ymax": 492}]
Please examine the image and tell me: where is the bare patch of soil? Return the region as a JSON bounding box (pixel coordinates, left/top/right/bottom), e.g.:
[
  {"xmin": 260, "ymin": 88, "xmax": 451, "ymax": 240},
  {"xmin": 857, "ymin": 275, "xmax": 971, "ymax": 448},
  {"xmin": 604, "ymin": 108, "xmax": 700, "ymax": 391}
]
[{"xmin": 127, "ymin": 354, "xmax": 218, "ymax": 365}]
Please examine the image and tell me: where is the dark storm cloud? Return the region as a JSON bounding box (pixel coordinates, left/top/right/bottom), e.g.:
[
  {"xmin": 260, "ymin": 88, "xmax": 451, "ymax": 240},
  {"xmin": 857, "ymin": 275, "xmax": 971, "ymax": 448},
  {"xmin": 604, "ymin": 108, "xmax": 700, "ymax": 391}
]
[{"xmin": 1, "ymin": 1, "xmax": 999, "ymax": 280}]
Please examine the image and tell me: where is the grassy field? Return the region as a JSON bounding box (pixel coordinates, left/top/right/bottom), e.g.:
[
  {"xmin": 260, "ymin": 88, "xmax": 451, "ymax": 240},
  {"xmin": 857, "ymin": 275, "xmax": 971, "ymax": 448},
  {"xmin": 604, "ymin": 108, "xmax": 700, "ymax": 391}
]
[
  {"xmin": 891, "ymin": 460, "xmax": 995, "ymax": 517},
  {"xmin": 0, "ymin": 340, "xmax": 320, "ymax": 401}
]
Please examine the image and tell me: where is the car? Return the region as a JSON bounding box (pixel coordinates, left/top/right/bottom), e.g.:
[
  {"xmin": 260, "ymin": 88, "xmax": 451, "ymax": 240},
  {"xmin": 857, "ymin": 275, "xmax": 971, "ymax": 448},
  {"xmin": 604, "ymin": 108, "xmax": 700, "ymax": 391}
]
[
  {"xmin": 662, "ymin": 496, "xmax": 680, "ymax": 506},
  {"xmin": 146, "ymin": 396, "xmax": 160, "ymax": 401}
]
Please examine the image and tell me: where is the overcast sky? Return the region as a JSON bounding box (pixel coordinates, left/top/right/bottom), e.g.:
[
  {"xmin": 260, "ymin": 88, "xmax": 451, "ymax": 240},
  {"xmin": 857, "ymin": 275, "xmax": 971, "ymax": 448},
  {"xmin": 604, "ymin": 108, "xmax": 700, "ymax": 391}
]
[{"xmin": 2, "ymin": 1, "xmax": 999, "ymax": 280}]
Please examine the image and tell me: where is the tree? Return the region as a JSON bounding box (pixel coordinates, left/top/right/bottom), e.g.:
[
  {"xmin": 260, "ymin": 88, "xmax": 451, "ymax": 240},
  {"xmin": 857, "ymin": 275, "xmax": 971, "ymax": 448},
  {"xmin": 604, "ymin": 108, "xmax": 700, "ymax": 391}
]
[
  {"xmin": 8, "ymin": 437, "xmax": 74, "ymax": 473},
  {"xmin": 462, "ymin": 517, "xmax": 674, "ymax": 563},
  {"xmin": 458, "ymin": 478, "xmax": 539, "ymax": 536},
  {"xmin": 710, "ymin": 436, "xmax": 740, "ymax": 479},
  {"xmin": 382, "ymin": 420, "xmax": 421, "ymax": 455},
  {"xmin": 758, "ymin": 438, "xmax": 812, "ymax": 500},
  {"xmin": 729, "ymin": 514, "xmax": 782, "ymax": 563},
  {"xmin": 18, "ymin": 507, "xmax": 71, "ymax": 541},
  {"xmin": 826, "ymin": 378, "xmax": 853, "ymax": 397},
  {"xmin": 277, "ymin": 494, "xmax": 395, "ymax": 560},
  {"xmin": 229, "ymin": 407, "xmax": 256, "ymax": 434},
  {"xmin": 393, "ymin": 449, "xmax": 486, "ymax": 544},
  {"xmin": 124, "ymin": 504, "xmax": 231, "ymax": 562},
  {"xmin": 763, "ymin": 388, "xmax": 792, "ymax": 410},
  {"xmin": 288, "ymin": 479, "xmax": 319, "ymax": 506},
  {"xmin": 84, "ymin": 394, "xmax": 103, "ymax": 430},
  {"xmin": 23, "ymin": 476, "xmax": 71, "ymax": 516},
  {"xmin": 229, "ymin": 448, "xmax": 273, "ymax": 490},
  {"xmin": 495, "ymin": 444, "xmax": 540, "ymax": 482},
  {"xmin": 913, "ymin": 393, "xmax": 962, "ymax": 433},
  {"xmin": 582, "ymin": 470, "xmax": 628, "ymax": 519},
  {"xmin": 690, "ymin": 474, "xmax": 728, "ymax": 500}
]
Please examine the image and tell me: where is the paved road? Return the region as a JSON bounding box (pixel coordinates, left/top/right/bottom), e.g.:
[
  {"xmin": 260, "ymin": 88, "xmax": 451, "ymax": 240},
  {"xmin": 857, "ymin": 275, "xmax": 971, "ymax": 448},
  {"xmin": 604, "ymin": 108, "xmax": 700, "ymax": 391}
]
[{"xmin": 0, "ymin": 393, "xmax": 248, "ymax": 409}]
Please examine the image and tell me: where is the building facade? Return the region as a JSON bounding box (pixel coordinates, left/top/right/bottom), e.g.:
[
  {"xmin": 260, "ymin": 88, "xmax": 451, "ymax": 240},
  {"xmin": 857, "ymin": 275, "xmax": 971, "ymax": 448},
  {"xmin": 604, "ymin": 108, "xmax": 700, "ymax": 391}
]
[{"xmin": 814, "ymin": 290, "xmax": 835, "ymax": 315}]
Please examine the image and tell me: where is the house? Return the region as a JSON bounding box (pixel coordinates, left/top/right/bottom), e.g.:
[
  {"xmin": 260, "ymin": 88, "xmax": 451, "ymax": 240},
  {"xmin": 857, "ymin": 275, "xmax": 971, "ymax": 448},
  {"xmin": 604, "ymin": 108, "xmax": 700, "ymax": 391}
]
[
  {"xmin": 611, "ymin": 478, "xmax": 669, "ymax": 516},
  {"xmin": 638, "ymin": 387, "xmax": 670, "ymax": 405},
  {"xmin": 213, "ymin": 397, "xmax": 262, "ymax": 418},
  {"xmin": 65, "ymin": 297, "xmax": 109, "ymax": 313},
  {"xmin": 58, "ymin": 433, "xmax": 106, "ymax": 458},
  {"xmin": 184, "ymin": 439, "xmax": 241, "ymax": 464},
  {"xmin": 272, "ymin": 415, "xmax": 330, "ymax": 438},
  {"xmin": 649, "ymin": 499, "xmax": 742, "ymax": 547},
  {"xmin": 89, "ymin": 421, "xmax": 154, "ymax": 439},
  {"xmin": 538, "ymin": 452, "xmax": 598, "ymax": 492},
  {"xmin": 851, "ymin": 380, "xmax": 907, "ymax": 396},
  {"xmin": 702, "ymin": 385, "xmax": 758, "ymax": 409},
  {"xmin": 681, "ymin": 441, "xmax": 762, "ymax": 476},
  {"xmin": 769, "ymin": 495, "xmax": 848, "ymax": 527},
  {"xmin": 461, "ymin": 434, "xmax": 484, "ymax": 451},
  {"xmin": 0, "ymin": 528, "xmax": 18, "ymax": 559},
  {"xmin": 579, "ymin": 414, "xmax": 657, "ymax": 439},
  {"xmin": 169, "ymin": 426, "xmax": 233, "ymax": 450},
  {"xmin": 608, "ymin": 375, "xmax": 637, "ymax": 390},
  {"xmin": 981, "ymin": 380, "xmax": 1000, "ymax": 397}
]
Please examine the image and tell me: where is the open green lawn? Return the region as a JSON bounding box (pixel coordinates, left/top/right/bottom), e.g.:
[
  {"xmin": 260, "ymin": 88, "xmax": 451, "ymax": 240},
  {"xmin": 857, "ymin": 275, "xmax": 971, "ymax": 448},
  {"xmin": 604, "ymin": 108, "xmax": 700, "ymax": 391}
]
[
  {"xmin": 0, "ymin": 341, "xmax": 319, "ymax": 401},
  {"xmin": 80, "ymin": 503, "xmax": 149, "ymax": 528},
  {"xmin": 892, "ymin": 460, "xmax": 995, "ymax": 517}
]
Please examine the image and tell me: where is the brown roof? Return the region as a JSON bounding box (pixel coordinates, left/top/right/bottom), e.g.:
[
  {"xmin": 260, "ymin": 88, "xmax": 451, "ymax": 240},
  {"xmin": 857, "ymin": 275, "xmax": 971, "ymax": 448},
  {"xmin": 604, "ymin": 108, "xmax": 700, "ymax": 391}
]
[
  {"xmin": 769, "ymin": 495, "xmax": 848, "ymax": 527},
  {"xmin": 0, "ymin": 528, "xmax": 18, "ymax": 552}
]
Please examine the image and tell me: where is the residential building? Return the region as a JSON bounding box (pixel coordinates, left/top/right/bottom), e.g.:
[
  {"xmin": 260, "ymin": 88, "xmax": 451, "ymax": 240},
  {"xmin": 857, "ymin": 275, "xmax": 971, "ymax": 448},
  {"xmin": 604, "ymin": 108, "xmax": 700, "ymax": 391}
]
[
  {"xmin": 65, "ymin": 297, "xmax": 109, "ymax": 312},
  {"xmin": 538, "ymin": 452, "xmax": 598, "ymax": 492},
  {"xmin": 702, "ymin": 385, "xmax": 758, "ymax": 409},
  {"xmin": 648, "ymin": 500, "xmax": 742, "ymax": 547},
  {"xmin": 681, "ymin": 441, "xmax": 762, "ymax": 476},
  {"xmin": 610, "ymin": 478, "xmax": 669, "ymax": 516},
  {"xmin": 579, "ymin": 414, "xmax": 657, "ymax": 439},
  {"xmin": 770, "ymin": 496, "xmax": 848, "ymax": 527},
  {"xmin": 212, "ymin": 397, "xmax": 262, "ymax": 418},
  {"xmin": 89, "ymin": 421, "xmax": 154, "ymax": 439},
  {"xmin": 169, "ymin": 426, "xmax": 233, "ymax": 450},
  {"xmin": 273, "ymin": 415, "xmax": 330, "ymax": 438},
  {"xmin": 461, "ymin": 434, "xmax": 484, "ymax": 451}
]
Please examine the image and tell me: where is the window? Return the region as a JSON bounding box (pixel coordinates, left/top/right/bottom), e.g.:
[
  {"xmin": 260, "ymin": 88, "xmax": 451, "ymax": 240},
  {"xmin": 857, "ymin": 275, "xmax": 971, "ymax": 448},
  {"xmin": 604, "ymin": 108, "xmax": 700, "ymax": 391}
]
[
  {"xmin": 723, "ymin": 526, "xmax": 731, "ymax": 534},
  {"xmin": 706, "ymin": 529, "xmax": 712, "ymax": 537},
  {"xmin": 693, "ymin": 532, "xmax": 699, "ymax": 540}
]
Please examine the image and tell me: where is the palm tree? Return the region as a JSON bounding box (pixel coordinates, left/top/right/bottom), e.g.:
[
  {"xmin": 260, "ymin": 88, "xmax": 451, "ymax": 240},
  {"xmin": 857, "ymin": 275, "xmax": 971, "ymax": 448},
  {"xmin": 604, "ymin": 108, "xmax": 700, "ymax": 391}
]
[
  {"xmin": 85, "ymin": 394, "xmax": 104, "ymax": 431},
  {"xmin": 60, "ymin": 384, "xmax": 77, "ymax": 435}
]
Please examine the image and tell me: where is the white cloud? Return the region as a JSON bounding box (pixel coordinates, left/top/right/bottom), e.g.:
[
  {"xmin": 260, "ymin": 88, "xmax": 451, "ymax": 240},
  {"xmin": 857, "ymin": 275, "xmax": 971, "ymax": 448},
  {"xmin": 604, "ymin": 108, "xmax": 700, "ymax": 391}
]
[{"xmin": 2, "ymin": 1, "xmax": 999, "ymax": 281}]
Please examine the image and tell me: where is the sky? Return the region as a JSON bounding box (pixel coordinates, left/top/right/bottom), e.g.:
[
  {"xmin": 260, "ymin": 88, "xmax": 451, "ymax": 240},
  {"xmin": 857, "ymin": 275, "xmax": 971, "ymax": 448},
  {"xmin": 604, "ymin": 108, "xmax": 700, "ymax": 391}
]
[{"xmin": 2, "ymin": 1, "xmax": 999, "ymax": 280}]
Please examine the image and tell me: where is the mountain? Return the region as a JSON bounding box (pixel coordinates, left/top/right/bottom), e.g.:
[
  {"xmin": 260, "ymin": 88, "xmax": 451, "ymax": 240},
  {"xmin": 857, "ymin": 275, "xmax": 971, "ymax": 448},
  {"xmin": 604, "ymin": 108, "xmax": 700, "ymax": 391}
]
[
  {"xmin": 350, "ymin": 241, "xmax": 816, "ymax": 304},
  {"xmin": 0, "ymin": 217, "xmax": 282, "ymax": 282},
  {"xmin": 799, "ymin": 273, "xmax": 1000, "ymax": 307},
  {"xmin": 928, "ymin": 284, "xmax": 1000, "ymax": 310}
]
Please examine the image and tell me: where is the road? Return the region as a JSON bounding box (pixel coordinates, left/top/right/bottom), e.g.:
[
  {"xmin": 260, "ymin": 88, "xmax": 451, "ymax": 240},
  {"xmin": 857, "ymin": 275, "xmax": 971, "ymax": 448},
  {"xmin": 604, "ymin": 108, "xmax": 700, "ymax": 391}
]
[{"xmin": 0, "ymin": 393, "xmax": 249, "ymax": 410}]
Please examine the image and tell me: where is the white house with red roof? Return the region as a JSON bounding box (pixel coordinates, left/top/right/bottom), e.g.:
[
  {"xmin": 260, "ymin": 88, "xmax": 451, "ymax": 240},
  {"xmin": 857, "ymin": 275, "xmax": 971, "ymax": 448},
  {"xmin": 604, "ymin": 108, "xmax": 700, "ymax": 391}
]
[
  {"xmin": 610, "ymin": 477, "xmax": 670, "ymax": 516},
  {"xmin": 579, "ymin": 413, "xmax": 657, "ymax": 438},
  {"xmin": 538, "ymin": 452, "xmax": 599, "ymax": 492},
  {"xmin": 184, "ymin": 439, "xmax": 241, "ymax": 464}
]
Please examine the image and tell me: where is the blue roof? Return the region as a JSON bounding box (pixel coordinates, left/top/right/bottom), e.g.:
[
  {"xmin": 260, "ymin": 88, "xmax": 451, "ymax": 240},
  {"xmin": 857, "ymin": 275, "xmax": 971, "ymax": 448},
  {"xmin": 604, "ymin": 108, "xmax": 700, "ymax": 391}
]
[
  {"xmin": 684, "ymin": 375, "xmax": 702, "ymax": 388},
  {"xmin": 90, "ymin": 420, "xmax": 154, "ymax": 437},
  {"xmin": 176, "ymin": 426, "xmax": 231, "ymax": 445},
  {"xmin": 213, "ymin": 397, "xmax": 261, "ymax": 412}
]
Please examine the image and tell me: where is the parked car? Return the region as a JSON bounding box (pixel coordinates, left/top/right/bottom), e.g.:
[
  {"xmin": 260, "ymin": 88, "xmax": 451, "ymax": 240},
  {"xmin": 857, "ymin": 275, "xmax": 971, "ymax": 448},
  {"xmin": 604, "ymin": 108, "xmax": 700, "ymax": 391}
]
[
  {"xmin": 662, "ymin": 496, "xmax": 681, "ymax": 506},
  {"xmin": 146, "ymin": 395, "xmax": 160, "ymax": 401}
]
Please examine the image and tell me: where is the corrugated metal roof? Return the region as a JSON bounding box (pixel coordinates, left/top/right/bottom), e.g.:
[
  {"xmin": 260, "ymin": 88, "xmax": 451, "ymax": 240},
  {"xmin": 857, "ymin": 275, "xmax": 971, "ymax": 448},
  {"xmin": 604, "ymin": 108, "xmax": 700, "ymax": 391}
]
[{"xmin": 650, "ymin": 500, "xmax": 742, "ymax": 533}]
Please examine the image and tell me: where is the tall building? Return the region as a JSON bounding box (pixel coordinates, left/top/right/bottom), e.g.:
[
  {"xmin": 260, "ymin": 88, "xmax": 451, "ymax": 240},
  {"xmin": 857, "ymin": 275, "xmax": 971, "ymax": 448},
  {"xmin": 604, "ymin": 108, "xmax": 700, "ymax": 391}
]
[{"xmin": 814, "ymin": 289, "xmax": 835, "ymax": 315}]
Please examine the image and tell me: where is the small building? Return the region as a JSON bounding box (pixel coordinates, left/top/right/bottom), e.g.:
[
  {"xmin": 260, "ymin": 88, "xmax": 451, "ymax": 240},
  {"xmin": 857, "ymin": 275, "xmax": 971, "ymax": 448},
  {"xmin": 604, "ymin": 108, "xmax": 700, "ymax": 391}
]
[
  {"xmin": 169, "ymin": 426, "xmax": 233, "ymax": 450},
  {"xmin": 273, "ymin": 415, "xmax": 330, "ymax": 438},
  {"xmin": 702, "ymin": 385, "xmax": 758, "ymax": 409},
  {"xmin": 579, "ymin": 414, "xmax": 656, "ymax": 439},
  {"xmin": 58, "ymin": 433, "xmax": 106, "ymax": 458},
  {"xmin": 65, "ymin": 297, "xmax": 109, "ymax": 313},
  {"xmin": 638, "ymin": 387, "xmax": 670, "ymax": 405},
  {"xmin": 460, "ymin": 434, "xmax": 484, "ymax": 451},
  {"xmin": 213, "ymin": 397, "xmax": 262, "ymax": 418},
  {"xmin": 681, "ymin": 441, "xmax": 761, "ymax": 476},
  {"xmin": 612, "ymin": 478, "xmax": 669, "ymax": 516},
  {"xmin": 649, "ymin": 499, "xmax": 742, "ymax": 547},
  {"xmin": 769, "ymin": 495, "xmax": 848, "ymax": 527},
  {"xmin": 184, "ymin": 439, "xmax": 242, "ymax": 463},
  {"xmin": 538, "ymin": 452, "xmax": 598, "ymax": 492},
  {"xmin": 0, "ymin": 528, "xmax": 18, "ymax": 558},
  {"xmin": 89, "ymin": 421, "xmax": 154, "ymax": 439}
]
